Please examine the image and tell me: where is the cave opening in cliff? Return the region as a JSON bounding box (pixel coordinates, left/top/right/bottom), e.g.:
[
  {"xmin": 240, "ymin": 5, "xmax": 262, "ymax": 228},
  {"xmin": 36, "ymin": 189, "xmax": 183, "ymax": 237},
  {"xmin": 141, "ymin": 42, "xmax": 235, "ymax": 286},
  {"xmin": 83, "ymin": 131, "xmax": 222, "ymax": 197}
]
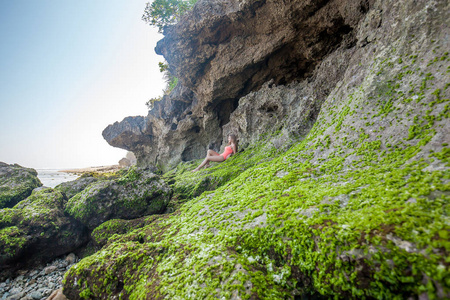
[{"xmin": 213, "ymin": 98, "xmax": 240, "ymax": 128}]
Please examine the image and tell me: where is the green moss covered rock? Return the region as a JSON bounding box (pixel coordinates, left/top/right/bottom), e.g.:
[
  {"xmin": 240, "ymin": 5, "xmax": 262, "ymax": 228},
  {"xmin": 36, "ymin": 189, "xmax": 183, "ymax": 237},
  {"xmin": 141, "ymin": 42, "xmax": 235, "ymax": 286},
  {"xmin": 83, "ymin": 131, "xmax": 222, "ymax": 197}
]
[
  {"xmin": 91, "ymin": 215, "xmax": 161, "ymax": 248},
  {"xmin": 64, "ymin": 167, "xmax": 172, "ymax": 230},
  {"xmin": 55, "ymin": 175, "xmax": 98, "ymax": 200},
  {"xmin": 0, "ymin": 162, "xmax": 42, "ymax": 209},
  {"xmin": 0, "ymin": 188, "xmax": 88, "ymax": 279}
]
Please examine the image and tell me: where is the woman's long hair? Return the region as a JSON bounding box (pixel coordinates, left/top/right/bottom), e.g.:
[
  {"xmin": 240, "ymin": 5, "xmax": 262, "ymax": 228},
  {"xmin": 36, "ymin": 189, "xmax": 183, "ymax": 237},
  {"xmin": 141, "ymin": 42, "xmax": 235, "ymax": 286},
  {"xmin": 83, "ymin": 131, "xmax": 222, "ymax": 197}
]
[{"xmin": 228, "ymin": 134, "xmax": 238, "ymax": 152}]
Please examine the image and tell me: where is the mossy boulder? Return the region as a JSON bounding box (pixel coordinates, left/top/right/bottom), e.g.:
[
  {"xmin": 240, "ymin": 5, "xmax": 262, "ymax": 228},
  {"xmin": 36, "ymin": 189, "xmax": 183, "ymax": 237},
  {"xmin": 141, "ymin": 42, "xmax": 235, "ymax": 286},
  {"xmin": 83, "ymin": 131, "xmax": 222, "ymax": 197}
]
[
  {"xmin": 0, "ymin": 188, "xmax": 88, "ymax": 279},
  {"xmin": 91, "ymin": 215, "xmax": 160, "ymax": 248},
  {"xmin": 64, "ymin": 168, "xmax": 172, "ymax": 230},
  {"xmin": 55, "ymin": 175, "xmax": 98, "ymax": 200},
  {"xmin": 0, "ymin": 162, "xmax": 42, "ymax": 209}
]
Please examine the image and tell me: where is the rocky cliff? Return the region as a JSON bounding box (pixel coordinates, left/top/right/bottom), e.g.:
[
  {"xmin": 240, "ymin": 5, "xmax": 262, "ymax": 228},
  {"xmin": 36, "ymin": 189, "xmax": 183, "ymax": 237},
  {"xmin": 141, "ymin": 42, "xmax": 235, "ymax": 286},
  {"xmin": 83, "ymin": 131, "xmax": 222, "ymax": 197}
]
[
  {"xmin": 103, "ymin": 0, "xmax": 377, "ymax": 169},
  {"xmin": 64, "ymin": 0, "xmax": 450, "ymax": 299}
]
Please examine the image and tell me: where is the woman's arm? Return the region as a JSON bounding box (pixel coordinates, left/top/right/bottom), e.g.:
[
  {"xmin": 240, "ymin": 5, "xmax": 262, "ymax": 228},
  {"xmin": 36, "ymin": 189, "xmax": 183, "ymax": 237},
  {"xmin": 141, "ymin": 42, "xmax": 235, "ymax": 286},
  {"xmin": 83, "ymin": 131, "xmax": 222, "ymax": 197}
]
[{"xmin": 231, "ymin": 143, "xmax": 236, "ymax": 154}]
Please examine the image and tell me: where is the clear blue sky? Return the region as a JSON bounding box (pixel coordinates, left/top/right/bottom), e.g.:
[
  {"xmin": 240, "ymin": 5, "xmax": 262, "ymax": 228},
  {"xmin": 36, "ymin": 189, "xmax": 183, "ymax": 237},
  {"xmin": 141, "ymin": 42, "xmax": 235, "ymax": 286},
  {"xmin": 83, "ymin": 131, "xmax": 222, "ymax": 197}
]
[{"xmin": 0, "ymin": 1, "xmax": 165, "ymax": 169}]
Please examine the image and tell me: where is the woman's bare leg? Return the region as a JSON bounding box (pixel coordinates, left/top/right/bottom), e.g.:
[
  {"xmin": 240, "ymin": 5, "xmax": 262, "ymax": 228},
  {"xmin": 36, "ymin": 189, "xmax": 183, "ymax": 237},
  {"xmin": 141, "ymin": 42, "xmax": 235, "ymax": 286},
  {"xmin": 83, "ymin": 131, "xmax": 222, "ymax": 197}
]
[
  {"xmin": 205, "ymin": 150, "xmax": 220, "ymax": 168},
  {"xmin": 193, "ymin": 152, "xmax": 225, "ymax": 172},
  {"xmin": 195, "ymin": 158, "xmax": 209, "ymax": 171},
  {"xmin": 208, "ymin": 149, "xmax": 220, "ymax": 156}
]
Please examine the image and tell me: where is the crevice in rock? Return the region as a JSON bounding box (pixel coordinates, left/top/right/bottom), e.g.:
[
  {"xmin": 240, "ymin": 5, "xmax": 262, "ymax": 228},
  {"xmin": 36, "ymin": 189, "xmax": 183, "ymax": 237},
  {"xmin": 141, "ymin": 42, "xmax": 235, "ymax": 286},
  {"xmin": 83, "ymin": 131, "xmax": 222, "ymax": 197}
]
[{"xmin": 212, "ymin": 98, "xmax": 240, "ymax": 128}]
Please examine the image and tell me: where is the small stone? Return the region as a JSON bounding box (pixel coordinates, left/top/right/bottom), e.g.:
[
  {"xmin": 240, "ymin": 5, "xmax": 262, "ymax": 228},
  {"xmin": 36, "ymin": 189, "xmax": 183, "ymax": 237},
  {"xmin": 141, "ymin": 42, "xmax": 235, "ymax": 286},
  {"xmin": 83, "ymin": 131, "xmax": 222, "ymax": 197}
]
[
  {"xmin": 28, "ymin": 291, "xmax": 42, "ymax": 300},
  {"xmin": 46, "ymin": 288, "xmax": 68, "ymax": 300},
  {"xmin": 64, "ymin": 254, "xmax": 76, "ymax": 265},
  {"xmin": 57, "ymin": 262, "xmax": 68, "ymax": 269},
  {"xmin": 28, "ymin": 271, "xmax": 38, "ymax": 278},
  {"xmin": 43, "ymin": 266, "xmax": 57, "ymax": 275},
  {"xmin": 8, "ymin": 287, "xmax": 22, "ymax": 295},
  {"xmin": 406, "ymin": 197, "xmax": 417, "ymax": 204},
  {"xmin": 6, "ymin": 292, "xmax": 24, "ymax": 300},
  {"xmin": 38, "ymin": 288, "xmax": 51, "ymax": 295},
  {"xmin": 275, "ymin": 170, "xmax": 289, "ymax": 178}
]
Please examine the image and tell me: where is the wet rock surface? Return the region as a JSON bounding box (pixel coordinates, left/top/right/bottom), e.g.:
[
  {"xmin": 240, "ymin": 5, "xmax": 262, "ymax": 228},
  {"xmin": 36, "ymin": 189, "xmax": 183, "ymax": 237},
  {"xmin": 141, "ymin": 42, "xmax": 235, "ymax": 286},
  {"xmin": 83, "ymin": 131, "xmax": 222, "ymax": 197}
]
[
  {"xmin": 64, "ymin": 168, "xmax": 172, "ymax": 230},
  {"xmin": 0, "ymin": 254, "xmax": 76, "ymax": 300},
  {"xmin": 0, "ymin": 162, "xmax": 42, "ymax": 209},
  {"xmin": 0, "ymin": 189, "xmax": 88, "ymax": 279},
  {"xmin": 54, "ymin": 175, "xmax": 98, "ymax": 200}
]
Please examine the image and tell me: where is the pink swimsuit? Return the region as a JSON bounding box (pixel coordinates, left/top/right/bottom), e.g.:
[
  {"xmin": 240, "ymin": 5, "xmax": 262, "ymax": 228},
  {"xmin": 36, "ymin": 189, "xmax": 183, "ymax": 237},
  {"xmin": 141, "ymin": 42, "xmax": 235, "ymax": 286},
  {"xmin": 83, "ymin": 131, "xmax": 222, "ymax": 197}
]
[{"xmin": 221, "ymin": 146, "xmax": 233, "ymax": 160}]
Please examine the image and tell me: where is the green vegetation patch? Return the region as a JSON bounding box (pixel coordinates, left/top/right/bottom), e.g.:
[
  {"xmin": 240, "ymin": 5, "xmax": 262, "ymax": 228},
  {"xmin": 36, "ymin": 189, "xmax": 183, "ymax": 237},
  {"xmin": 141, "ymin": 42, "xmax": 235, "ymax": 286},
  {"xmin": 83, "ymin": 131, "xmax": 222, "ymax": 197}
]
[
  {"xmin": 163, "ymin": 140, "xmax": 286, "ymax": 211},
  {"xmin": 0, "ymin": 226, "xmax": 26, "ymax": 258}
]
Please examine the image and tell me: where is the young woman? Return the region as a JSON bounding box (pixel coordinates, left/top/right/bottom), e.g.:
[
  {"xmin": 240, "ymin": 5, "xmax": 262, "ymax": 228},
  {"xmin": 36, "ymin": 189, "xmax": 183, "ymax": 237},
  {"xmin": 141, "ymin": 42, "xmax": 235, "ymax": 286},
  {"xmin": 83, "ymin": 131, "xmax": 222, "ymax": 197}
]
[{"xmin": 192, "ymin": 134, "xmax": 238, "ymax": 172}]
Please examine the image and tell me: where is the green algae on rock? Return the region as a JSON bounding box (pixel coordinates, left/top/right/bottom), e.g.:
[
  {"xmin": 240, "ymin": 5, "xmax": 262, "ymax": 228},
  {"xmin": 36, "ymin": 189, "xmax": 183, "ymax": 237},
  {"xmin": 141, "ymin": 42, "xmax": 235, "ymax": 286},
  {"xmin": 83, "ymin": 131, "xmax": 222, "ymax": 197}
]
[
  {"xmin": 91, "ymin": 215, "xmax": 161, "ymax": 248},
  {"xmin": 0, "ymin": 188, "xmax": 88, "ymax": 279},
  {"xmin": 0, "ymin": 162, "xmax": 42, "ymax": 209},
  {"xmin": 64, "ymin": 167, "xmax": 172, "ymax": 230},
  {"xmin": 55, "ymin": 174, "xmax": 98, "ymax": 200},
  {"xmin": 163, "ymin": 139, "xmax": 286, "ymax": 211}
]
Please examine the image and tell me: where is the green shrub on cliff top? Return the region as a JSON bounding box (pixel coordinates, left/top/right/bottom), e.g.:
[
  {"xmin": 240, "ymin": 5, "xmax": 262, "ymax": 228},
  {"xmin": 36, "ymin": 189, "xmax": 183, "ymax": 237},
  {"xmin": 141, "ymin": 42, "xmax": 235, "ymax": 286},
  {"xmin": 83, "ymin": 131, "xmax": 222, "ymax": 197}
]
[{"xmin": 142, "ymin": 0, "xmax": 198, "ymax": 33}]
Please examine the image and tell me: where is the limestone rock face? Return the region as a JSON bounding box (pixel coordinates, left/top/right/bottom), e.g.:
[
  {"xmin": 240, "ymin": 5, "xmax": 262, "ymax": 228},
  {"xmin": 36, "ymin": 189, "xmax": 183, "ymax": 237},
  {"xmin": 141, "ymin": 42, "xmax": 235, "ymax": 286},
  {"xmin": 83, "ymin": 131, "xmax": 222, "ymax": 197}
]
[
  {"xmin": 55, "ymin": 175, "xmax": 98, "ymax": 200},
  {"xmin": 0, "ymin": 162, "xmax": 42, "ymax": 209},
  {"xmin": 64, "ymin": 168, "xmax": 172, "ymax": 230},
  {"xmin": 0, "ymin": 188, "xmax": 88, "ymax": 279},
  {"xmin": 119, "ymin": 158, "xmax": 131, "ymax": 167},
  {"xmin": 103, "ymin": 0, "xmax": 372, "ymax": 170}
]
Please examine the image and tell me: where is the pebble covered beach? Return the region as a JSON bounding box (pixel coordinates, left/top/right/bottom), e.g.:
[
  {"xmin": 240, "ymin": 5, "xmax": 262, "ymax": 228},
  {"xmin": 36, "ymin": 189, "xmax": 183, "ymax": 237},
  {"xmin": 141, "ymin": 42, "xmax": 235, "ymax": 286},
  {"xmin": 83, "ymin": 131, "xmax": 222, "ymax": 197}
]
[{"xmin": 0, "ymin": 253, "xmax": 78, "ymax": 300}]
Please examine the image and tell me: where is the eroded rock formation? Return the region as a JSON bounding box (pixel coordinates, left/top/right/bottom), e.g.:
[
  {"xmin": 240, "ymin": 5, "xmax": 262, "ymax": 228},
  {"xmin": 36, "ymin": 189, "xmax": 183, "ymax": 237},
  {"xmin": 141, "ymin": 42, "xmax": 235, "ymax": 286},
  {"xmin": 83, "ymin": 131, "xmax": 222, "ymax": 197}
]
[{"xmin": 103, "ymin": 0, "xmax": 375, "ymax": 170}]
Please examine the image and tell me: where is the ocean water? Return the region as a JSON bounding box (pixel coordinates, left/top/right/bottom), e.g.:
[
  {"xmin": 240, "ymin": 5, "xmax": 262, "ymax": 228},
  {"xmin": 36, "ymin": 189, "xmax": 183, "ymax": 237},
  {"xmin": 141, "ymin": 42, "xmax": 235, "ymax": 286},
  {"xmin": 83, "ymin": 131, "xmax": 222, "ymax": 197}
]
[{"xmin": 37, "ymin": 169, "xmax": 80, "ymax": 188}]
